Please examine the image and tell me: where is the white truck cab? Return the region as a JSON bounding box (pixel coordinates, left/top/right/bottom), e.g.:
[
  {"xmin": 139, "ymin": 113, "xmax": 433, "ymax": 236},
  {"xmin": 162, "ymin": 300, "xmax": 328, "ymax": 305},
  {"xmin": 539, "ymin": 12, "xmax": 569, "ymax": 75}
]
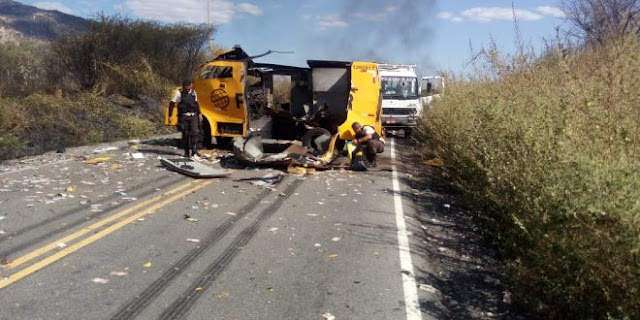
[
  {"xmin": 378, "ymin": 64, "xmax": 421, "ymax": 137},
  {"xmin": 420, "ymin": 75, "xmax": 445, "ymax": 107}
]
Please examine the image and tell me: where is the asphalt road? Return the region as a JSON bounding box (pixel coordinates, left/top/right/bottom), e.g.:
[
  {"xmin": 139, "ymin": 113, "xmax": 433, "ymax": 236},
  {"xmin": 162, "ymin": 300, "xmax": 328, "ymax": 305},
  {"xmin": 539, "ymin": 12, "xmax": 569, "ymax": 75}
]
[{"xmin": 0, "ymin": 136, "xmax": 509, "ymax": 320}]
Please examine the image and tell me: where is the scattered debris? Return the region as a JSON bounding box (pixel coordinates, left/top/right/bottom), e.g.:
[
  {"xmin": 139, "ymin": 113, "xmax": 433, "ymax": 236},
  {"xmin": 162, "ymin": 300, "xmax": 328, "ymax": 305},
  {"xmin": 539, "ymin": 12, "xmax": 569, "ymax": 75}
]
[
  {"xmin": 184, "ymin": 215, "xmax": 199, "ymax": 222},
  {"xmin": 314, "ymin": 243, "xmax": 322, "ymax": 247},
  {"xmin": 322, "ymin": 312, "xmax": 336, "ymax": 320},
  {"xmin": 195, "ymin": 287, "xmax": 203, "ymax": 292},
  {"xmin": 226, "ymin": 212, "xmax": 237, "ymax": 216},
  {"xmin": 65, "ymin": 186, "xmax": 77, "ymax": 193},
  {"xmin": 419, "ymin": 283, "xmax": 438, "ymax": 293},
  {"xmin": 91, "ymin": 278, "xmax": 109, "ymax": 284},
  {"xmin": 109, "ymin": 271, "xmax": 128, "ymax": 277},
  {"xmin": 186, "ymin": 238, "xmax": 201, "ymax": 243},
  {"xmin": 0, "ymin": 216, "xmax": 5, "ymax": 221},
  {"xmin": 56, "ymin": 243, "xmax": 67, "ymax": 249},
  {"xmin": 217, "ymin": 291, "xmax": 230, "ymax": 299},
  {"xmin": 424, "ymin": 158, "xmax": 444, "ymax": 168},
  {"xmin": 143, "ymin": 262, "xmax": 152, "ymax": 268},
  {"xmin": 85, "ymin": 156, "xmax": 113, "ymax": 165},
  {"xmin": 503, "ymin": 291, "xmax": 512, "ymax": 304},
  {"xmin": 93, "ymin": 146, "xmax": 119, "ymax": 154},
  {"xmin": 130, "ymin": 152, "xmax": 146, "ymax": 160},
  {"xmin": 240, "ymin": 173, "xmax": 285, "ymax": 188},
  {"xmin": 267, "ymin": 287, "xmax": 275, "ymax": 293},
  {"xmin": 331, "ymin": 236, "xmax": 341, "ymax": 242},
  {"xmin": 328, "ymin": 253, "xmax": 338, "ymax": 259},
  {"xmin": 443, "ymin": 204, "xmax": 451, "ymax": 209},
  {"xmin": 268, "ymin": 227, "xmax": 278, "ymax": 232}
]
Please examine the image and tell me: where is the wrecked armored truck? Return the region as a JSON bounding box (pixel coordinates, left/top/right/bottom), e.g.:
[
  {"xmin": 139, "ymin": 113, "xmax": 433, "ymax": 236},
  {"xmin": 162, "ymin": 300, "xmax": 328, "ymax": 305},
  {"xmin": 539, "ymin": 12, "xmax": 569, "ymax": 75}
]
[{"xmin": 166, "ymin": 46, "xmax": 383, "ymax": 167}]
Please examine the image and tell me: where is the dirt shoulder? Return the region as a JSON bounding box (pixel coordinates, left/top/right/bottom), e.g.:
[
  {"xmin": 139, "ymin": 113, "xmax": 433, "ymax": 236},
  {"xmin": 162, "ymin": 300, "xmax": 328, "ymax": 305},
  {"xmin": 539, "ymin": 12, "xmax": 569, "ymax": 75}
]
[{"xmin": 394, "ymin": 137, "xmax": 532, "ymax": 319}]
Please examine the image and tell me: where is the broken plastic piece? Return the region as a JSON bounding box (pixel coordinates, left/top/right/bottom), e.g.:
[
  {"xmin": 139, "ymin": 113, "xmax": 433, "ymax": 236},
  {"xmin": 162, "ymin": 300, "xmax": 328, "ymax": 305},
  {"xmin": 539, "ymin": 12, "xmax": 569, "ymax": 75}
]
[{"xmin": 184, "ymin": 215, "xmax": 199, "ymax": 222}]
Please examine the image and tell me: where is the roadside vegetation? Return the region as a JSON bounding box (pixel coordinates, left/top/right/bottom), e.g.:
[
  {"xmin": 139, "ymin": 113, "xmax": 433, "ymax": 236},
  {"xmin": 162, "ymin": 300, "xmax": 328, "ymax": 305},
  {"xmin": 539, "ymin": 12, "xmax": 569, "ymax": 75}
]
[
  {"xmin": 417, "ymin": 1, "xmax": 640, "ymax": 318},
  {"xmin": 0, "ymin": 15, "xmax": 214, "ymax": 160}
]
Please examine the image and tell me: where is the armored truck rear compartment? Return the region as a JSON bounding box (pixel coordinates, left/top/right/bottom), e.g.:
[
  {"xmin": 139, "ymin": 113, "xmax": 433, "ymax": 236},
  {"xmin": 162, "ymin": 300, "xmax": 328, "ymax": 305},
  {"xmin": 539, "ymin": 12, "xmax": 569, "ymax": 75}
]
[{"xmin": 307, "ymin": 60, "xmax": 351, "ymax": 132}]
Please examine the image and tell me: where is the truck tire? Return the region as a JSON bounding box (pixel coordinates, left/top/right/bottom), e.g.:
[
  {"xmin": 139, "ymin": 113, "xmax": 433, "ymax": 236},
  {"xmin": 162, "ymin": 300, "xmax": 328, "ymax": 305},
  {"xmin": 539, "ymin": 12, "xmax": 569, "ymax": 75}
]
[
  {"xmin": 302, "ymin": 128, "xmax": 332, "ymax": 155},
  {"xmin": 404, "ymin": 128, "xmax": 412, "ymax": 138},
  {"xmin": 201, "ymin": 119, "xmax": 213, "ymax": 149}
]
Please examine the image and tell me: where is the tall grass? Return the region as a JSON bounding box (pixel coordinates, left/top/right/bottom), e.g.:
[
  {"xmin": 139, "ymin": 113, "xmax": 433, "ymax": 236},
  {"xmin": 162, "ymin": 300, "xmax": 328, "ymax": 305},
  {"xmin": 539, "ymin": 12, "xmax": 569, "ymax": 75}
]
[{"xmin": 418, "ymin": 36, "xmax": 640, "ymax": 319}]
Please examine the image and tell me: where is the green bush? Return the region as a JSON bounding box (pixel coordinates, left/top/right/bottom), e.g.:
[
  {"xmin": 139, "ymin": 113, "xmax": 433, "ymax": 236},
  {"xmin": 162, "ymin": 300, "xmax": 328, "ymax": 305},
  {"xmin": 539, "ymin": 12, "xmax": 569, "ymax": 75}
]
[{"xmin": 418, "ymin": 36, "xmax": 640, "ymax": 319}]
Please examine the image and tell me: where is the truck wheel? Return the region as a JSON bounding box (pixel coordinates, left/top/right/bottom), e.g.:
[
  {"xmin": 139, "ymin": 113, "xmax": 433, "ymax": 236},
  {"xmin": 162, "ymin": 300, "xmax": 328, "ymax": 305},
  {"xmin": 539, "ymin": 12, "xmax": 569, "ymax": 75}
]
[
  {"xmin": 404, "ymin": 128, "xmax": 412, "ymax": 138},
  {"xmin": 302, "ymin": 128, "xmax": 332, "ymax": 155},
  {"xmin": 202, "ymin": 119, "xmax": 213, "ymax": 149}
]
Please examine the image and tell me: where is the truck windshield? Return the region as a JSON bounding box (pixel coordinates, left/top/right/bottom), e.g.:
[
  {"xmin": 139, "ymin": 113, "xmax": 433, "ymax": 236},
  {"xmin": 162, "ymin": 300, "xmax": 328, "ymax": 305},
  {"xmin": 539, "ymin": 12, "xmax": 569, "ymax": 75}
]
[{"xmin": 381, "ymin": 76, "xmax": 418, "ymax": 99}]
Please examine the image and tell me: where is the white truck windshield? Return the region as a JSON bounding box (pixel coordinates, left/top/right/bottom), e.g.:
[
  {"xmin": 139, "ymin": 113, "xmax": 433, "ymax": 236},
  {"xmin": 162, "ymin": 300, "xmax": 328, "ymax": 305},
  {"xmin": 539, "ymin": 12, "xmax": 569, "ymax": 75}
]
[{"xmin": 381, "ymin": 76, "xmax": 418, "ymax": 99}]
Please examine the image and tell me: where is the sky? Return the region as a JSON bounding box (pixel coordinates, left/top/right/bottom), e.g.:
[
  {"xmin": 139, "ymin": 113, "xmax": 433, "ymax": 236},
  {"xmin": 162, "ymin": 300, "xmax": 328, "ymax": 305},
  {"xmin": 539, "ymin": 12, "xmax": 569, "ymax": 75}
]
[{"xmin": 21, "ymin": 0, "xmax": 569, "ymax": 75}]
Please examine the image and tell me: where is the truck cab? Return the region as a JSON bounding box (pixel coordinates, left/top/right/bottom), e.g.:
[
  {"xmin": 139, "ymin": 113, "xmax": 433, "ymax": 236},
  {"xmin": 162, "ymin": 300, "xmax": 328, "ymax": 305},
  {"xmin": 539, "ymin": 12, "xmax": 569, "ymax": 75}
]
[
  {"xmin": 420, "ymin": 75, "xmax": 445, "ymax": 107},
  {"xmin": 378, "ymin": 64, "xmax": 420, "ymax": 137}
]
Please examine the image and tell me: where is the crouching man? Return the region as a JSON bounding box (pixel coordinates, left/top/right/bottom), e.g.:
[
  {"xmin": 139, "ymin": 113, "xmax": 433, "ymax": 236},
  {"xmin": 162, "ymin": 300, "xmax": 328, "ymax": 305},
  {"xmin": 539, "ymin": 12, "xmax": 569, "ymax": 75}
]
[{"xmin": 351, "ymin": 122, "xmax": 385, "ymax": 168}]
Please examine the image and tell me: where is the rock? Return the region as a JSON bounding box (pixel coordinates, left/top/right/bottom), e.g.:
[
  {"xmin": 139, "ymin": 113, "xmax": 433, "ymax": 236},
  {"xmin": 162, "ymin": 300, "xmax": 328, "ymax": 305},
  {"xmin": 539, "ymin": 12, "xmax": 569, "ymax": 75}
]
[{"xmin": 109, "ymin": 94, "xmax": 138, "ymax": 107}]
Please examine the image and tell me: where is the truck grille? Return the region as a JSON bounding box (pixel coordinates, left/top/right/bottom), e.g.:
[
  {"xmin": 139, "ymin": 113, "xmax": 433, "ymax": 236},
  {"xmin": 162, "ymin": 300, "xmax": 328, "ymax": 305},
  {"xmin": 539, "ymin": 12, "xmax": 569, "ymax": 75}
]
[
  {"xmin": 217, "ymin": 122, "xmax": 243, "ymax": 135},
  {"xmin": 383, "ymin": 108, "xmax": 416, "ymax": 115}
]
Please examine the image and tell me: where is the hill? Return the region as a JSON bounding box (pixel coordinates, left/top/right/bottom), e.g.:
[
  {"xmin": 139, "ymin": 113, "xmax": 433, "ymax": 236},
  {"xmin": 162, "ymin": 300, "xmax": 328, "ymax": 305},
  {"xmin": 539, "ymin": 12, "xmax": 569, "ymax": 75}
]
[{"xmin": 0, "ymin": 0, "xmax": 88, "ymax": 43}]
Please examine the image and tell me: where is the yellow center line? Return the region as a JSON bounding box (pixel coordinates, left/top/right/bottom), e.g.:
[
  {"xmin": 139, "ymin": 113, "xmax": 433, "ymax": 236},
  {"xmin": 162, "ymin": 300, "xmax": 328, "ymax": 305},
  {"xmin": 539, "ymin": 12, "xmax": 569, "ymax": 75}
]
[
  {"xmin": 0, "ymin": 179, "xmax": 215, "ymax": 290},
  {"xmin": 3, "ymin": 180, "xmax": 198, "ymax": 270}
]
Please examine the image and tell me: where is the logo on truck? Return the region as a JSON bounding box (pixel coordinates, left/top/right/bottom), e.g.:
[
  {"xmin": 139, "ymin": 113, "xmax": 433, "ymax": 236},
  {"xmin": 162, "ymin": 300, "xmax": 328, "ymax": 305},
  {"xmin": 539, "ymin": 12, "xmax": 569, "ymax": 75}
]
[{"xmin": 210, "ymin": 89, "xmax": 230, "ymax": 110}]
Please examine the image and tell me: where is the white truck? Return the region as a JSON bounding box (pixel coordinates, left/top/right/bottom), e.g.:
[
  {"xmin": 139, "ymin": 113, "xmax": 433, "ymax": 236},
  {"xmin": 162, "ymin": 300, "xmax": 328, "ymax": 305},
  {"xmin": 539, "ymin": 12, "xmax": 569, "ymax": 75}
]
[
  {"xmin": 378, "ymin": 64, "xmax": 421, "ymax": 137},
  {"xmin": 420, "ymin": 75, "xmax": 445, "ymax": 107}
]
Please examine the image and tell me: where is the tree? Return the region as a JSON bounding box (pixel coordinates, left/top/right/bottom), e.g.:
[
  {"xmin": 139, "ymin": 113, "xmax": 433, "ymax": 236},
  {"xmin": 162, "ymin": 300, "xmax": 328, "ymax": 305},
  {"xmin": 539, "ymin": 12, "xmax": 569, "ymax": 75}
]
[{"xmin": 564, "ymin": 0, "xmax": 640, "ymax": 45}]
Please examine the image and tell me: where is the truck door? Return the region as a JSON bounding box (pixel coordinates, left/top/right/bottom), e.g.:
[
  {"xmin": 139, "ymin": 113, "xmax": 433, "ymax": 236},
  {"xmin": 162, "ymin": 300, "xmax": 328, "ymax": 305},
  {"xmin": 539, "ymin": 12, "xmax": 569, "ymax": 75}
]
[
  {"xmin": 337, "ymin": 61, "xmax": 382, "ymax": 140},
  {"xmin": 194, "ymin": 60, "xmax": 247, "ymax": 138}
]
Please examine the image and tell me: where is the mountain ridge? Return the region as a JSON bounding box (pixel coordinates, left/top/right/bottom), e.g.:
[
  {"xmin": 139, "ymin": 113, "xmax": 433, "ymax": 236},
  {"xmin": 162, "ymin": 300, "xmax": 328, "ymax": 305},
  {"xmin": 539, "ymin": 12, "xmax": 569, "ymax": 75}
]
[{"xmin": 0, "ymin": 0, "xmax": 89, "ymax": 43}]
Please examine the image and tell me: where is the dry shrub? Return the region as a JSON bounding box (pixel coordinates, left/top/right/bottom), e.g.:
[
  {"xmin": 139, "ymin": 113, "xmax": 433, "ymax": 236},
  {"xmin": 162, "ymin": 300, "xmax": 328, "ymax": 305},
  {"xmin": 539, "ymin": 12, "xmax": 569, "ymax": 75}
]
[
  {"xmin": 418, "ymin": 35, "xmax": 640, "ymax": 319},
  {"xmin": 0, "ymin": 93, "xmax": 158, "ymax": 159},
  {"xmin": 49, "ymin": 15, "xmax": 214, "ymax": 98}
]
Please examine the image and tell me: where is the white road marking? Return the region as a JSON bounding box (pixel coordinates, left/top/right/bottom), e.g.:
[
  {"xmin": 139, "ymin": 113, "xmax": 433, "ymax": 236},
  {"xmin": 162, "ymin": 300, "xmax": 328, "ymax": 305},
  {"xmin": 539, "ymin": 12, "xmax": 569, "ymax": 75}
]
[{"xmin": 390, "ymin": 138, "xmax": 422, "ymax": 320}]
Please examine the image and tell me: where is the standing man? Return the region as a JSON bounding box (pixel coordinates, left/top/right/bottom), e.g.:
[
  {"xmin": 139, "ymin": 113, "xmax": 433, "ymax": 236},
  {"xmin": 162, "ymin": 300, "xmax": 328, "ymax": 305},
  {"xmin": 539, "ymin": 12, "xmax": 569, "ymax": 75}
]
[
  {"xmin": 351, "ymin": 122, "xmax": 385, "ymax": 168},
  {"xmin": 169, "ymin": 80, "xmax": 202, "ymax": 158}
]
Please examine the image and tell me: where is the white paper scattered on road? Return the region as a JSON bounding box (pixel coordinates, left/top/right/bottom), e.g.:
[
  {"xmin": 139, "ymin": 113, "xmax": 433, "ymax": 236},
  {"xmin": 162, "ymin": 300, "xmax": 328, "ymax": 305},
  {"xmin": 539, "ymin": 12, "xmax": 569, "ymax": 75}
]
[
  {"xmin": 91, "ymin": 278, "xmax": 109, "ymax": 284},
  {"xmin": 322, "ymin": 312, "xmax": 336, "ymax": 320}
]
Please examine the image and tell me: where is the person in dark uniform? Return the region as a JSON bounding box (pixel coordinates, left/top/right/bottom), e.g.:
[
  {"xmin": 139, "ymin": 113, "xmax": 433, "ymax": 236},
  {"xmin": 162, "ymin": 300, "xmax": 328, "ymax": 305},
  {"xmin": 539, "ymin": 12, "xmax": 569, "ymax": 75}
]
[
  {"xmin": 351, "ymin": 122, "xmax": 385, "ymax": 167},
  {"xmin": 168, "ymin": 80, "xmax": 202, "ymax": 158}
]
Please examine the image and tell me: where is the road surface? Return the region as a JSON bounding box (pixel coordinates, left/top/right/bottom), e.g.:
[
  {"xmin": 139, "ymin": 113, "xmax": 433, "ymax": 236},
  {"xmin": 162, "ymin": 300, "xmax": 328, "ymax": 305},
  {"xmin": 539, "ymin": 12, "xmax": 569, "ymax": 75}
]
[{"xmin": 0, "ymin": 136, "xmax": 510, "ymax": 319}]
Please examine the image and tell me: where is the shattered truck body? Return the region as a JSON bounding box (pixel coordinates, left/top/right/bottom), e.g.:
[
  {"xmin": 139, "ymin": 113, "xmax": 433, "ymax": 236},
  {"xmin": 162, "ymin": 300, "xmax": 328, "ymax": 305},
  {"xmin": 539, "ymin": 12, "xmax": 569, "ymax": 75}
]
[
  {"xmin": 236, "ymin": 59, "xmax": 383, "ymax": 167},
  {"xmin": 166, "ymin": 46, "xmax": 383, "ymax": 167}
]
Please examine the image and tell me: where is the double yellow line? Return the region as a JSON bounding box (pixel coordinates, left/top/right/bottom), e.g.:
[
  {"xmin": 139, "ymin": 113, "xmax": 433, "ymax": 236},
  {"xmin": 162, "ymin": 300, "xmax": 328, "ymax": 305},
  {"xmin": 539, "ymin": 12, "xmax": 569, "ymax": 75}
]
[{"xmin": 0, "ymin": 179, "xmax": 215, "ymax": 289}]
